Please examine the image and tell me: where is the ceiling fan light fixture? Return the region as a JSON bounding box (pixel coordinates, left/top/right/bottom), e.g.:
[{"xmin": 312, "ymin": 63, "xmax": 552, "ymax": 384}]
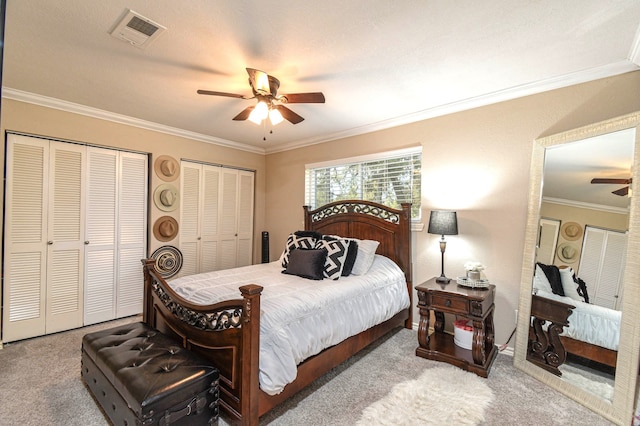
[
  {"xmin": 248, "ymin": 101, "xmax": 269, "ymax": 124},
  {"xmin": 269, "ymin": 107, "xmax": 284, "ymax": 125}
]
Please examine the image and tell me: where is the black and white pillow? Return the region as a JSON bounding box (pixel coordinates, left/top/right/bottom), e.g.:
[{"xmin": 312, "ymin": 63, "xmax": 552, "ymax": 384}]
[
  {"xmin": 281, "ymin": 232, "xmax": 320, "ymax": 268},
  {"xmin": 315, "ymin": 237, "xmax": 349, "ymax": 280},
  {"xmin": 322, "ymin": 235, "xmax": 358, "ymax": 276}
]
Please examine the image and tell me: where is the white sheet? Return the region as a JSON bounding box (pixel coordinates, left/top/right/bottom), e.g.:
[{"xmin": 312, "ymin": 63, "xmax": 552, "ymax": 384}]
[
  {"xmin": 168, "ymin": 254, "xmax": 409, "ymax": 395},
  {"xmin": 536, "ymin": 290, "xmax": 621, "ymax": 351}
]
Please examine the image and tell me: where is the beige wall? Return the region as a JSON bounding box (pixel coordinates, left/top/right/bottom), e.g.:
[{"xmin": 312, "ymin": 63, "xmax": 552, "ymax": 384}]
[
  {"xmin": 265, "ymin": 70, "xmax": 640, "ymax": 345},
  {"xmin": 0, "ymin": 99, "xmax": 267, "ymax": 262}
]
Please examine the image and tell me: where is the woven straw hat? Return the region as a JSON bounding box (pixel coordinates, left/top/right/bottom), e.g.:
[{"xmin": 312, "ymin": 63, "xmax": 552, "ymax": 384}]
[
  {"xmin": 154, "ymin": 155, "xmax": 179, "ymax": 182},
  {"xmin": 153, "ymin": 216, "xmax": 179, "ymax": 242}
]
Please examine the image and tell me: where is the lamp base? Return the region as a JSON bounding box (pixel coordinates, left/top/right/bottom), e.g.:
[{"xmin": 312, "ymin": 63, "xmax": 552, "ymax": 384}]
[{"xmin": 436, "ymin": 275, "xmax": 451, "ymax": 284}]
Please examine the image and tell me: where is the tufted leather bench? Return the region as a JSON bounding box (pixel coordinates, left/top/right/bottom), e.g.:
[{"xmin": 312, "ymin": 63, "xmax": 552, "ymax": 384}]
[{"xmin": 81, "ymin": 322, "xmax": 219, "ymax": 425}]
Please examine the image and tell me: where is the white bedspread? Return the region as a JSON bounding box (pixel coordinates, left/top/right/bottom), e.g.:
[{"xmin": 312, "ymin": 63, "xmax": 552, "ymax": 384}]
[
  {"xmin": 536, "ymin": 290, "xmax": 621, "ymax": 351},
  {"xmin": 168, "ymin": 254, "xmax": 409, "ymax": 395}
]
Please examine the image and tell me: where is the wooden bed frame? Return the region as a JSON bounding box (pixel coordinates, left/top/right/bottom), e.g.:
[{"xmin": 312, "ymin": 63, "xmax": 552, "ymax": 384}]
[
  {"xmin": 529, "ymin": 294, "xmax": 617, "ymax": 375},
  {"xmin": 141, "ymin": 200, "xmax": 413, "ymax": 425}
]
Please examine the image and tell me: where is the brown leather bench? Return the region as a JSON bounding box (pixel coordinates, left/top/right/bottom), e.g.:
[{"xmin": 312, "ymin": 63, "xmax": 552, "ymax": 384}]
[{"xmin": 81, "ymin": 321, "xmax": 219, "ymax": 425}]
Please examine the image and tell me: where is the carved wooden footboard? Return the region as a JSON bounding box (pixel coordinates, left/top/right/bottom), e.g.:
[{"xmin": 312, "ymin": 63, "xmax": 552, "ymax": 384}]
[
  {"xmin": 142, "ymin": 258, "xmax": 262, "ymax": 421},
  {"xmin": 142, "ymin": 200, "xmax": 413, "ymax": 426}
]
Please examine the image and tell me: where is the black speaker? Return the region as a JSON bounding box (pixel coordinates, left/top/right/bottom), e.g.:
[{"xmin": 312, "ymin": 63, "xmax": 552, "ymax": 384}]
[{"xmin": 261, "ymin": 231, "xmax": 269, "ymax": 263}]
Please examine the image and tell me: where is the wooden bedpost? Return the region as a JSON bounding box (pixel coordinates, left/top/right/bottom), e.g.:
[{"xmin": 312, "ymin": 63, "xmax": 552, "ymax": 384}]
[
  {"xmin": 141, "ymin": 259, "xmax": 156, "ymax": 325},
  {"xmin": 239, "ymin": 284, "xmax": 263, "ymax": 426}
]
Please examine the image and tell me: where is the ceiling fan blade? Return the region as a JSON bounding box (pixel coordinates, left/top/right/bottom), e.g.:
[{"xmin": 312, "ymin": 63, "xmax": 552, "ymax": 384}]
[
  {"xmin": 280, "ymin": 92, "xmax": 326, "ymax": 103},
  {"xmin": 612, "ymin": 186, "xmax": 629, "ymax": 196},
  {"xmin": 591, "ymin": 178, "xmax": 631, "ymax": 184},
  {"xmin": 232, "ymin": 106, "xmax": 254, "ymax": 121},
  {"xmin": 197, "ymin": 89, "xmax": 248, "ymax": 99},
  {"xmin": 278, "ymin": 105, "xmax": 304, "ymax": 124}
]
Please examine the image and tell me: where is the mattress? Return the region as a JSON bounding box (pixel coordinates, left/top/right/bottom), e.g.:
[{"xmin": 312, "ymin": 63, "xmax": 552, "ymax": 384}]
[{"xmin": 168, "ymin": 254, "xmax": 410, "ymax": 395}]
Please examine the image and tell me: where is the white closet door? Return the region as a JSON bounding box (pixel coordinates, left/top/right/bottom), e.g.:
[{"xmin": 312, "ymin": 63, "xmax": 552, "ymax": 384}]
[
  {"xmin": 218, "ymin": 169, "xmax": 239, "ymax": 270},
  {"xmin": 116, "ymin": 151, "xmax": 148, "ymax": 317},
  {"xmin": 84, "ymin": 147, "xmax": 117, "ymax": 325},
  {"xmin": 179, "ymin": 162, "xmax": 202, "ymax": 277},
  {"xmin": 45, "ymin": 141, "xmax": 86, "ymax": 334},
  {"xmin": 236, "ymin": 171, "xmax": 255, "ymax": 267},
  {"xmin": 578, "ymin": 227, "xmax": 627, "ymax": 309},
  {"xmin": 200, "ymin": 165, "xmax": 221, "ymax": 273},
  {"xmin": 3, "ymin": 135, "xmax": 49, "ymax": 342}
]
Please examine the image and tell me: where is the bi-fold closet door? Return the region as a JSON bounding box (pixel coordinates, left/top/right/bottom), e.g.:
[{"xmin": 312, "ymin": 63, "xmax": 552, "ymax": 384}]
[
  {"xmin": 179, "ymin": 161, "xmax": 254, "ymax": 277},
  {"xmin": 2, "ymin": 134, "xmax": 147, "ymax": 343}
]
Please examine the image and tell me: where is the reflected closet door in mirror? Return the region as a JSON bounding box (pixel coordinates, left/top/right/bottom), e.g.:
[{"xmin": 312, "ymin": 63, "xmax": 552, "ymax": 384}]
[{"xmin": 513, "ymin": 111, "xmax": 640, "ymax": 426}]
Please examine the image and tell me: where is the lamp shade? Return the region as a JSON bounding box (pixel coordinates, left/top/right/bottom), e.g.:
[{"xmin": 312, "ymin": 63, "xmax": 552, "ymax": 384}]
[{"xmin": 427, "ymin": 211, "xmax": 458, "ymax": 236}]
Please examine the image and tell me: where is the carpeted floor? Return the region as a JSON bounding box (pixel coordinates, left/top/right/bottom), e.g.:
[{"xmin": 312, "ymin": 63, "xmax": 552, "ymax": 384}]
[{"xmin": 0, "ymin": 316, "xmax": 615, "ymax": 425}]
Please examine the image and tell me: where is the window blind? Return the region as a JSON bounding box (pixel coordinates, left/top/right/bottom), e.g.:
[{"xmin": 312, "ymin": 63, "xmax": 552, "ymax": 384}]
[{"xmin": 305, "ymin": 148, "xmax": 421, "ymax": 219}]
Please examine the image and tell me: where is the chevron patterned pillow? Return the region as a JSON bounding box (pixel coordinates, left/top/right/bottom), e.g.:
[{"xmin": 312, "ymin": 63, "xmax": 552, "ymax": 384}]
[{"xmin": 315, "ymin": 238, "xmax": 349, "ymax": 280}]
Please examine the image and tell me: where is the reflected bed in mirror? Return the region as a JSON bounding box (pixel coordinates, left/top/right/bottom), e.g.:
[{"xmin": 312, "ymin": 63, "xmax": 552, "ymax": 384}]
[{"xmin": 514, "ymin": 111, "xmax": 640, "ymax": 426}]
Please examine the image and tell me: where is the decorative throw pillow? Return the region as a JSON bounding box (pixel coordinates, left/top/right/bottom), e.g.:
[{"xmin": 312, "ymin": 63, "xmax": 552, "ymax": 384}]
[
  {"xmin": 559, "ymin": 267, "xmax": 584, "ymax": 302},
  {"xmin": 281, "ymin": 232, "xmax": 319, "ymax": 268},
  {"xmin": 351, "ymin": 239, "xmax": 380, "ymax": 275},
  {"xmin": 314, "ymin": 238, "xmax": 349, "ymax": 280},
  {"xmin": 282, "ymin": 248, "xmax": 327, "ymax": 280},
  {"xmin": 321, "ymin": 235, "xmax": 359, "ymax": 276}
]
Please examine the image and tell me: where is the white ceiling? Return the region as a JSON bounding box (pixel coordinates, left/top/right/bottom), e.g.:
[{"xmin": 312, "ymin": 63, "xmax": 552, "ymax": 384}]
[{"xmin": 3, "ymin": 0, "xmax": 640, "ymax": 156}]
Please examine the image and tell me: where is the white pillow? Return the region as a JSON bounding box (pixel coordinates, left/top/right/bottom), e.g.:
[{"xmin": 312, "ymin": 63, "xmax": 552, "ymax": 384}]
[
  {"xmin": 559, "ymin": 267, "xmax": 584, "ymax": 302},
  {"xmin": 533, "ymin": 265, "xmax": 553, "ymax": 294},
  {"xmin": 350, "ymin": 239, "xmax": 380, "ymax": 275}
]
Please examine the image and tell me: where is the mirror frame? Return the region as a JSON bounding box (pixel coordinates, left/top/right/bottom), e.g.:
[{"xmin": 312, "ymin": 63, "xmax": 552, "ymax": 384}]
[{"xmin": 514, "ymin": 111, "xmax": 640, "ymax": 425}]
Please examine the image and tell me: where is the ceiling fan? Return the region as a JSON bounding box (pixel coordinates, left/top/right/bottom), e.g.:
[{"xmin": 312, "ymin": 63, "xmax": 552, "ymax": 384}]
[
  {"xmin": 197, "ymin": 68, "xmax": 325, "ymax": 125},
  {"xmin": 590, "ymin": 177, "xmax": 632, "ymax": 196}
]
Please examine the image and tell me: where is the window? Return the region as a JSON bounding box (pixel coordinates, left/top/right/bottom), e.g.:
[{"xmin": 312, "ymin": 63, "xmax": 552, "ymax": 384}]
[{"xmin": 305, "ymin": 147, "xmax": 422, "ymax": 219}]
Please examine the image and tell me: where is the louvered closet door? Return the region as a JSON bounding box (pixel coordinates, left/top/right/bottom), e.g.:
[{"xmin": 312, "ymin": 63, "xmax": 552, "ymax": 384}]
[
  {"xmin": 200, "ymin": 165, "xmax": 221, "ymax": 273},
  {"xmin": 116, "ymin": 151, "xmax": 148, "ymax": 317},
  {"xmin": 180, "ymin": 162, "xmax": 203, "ymax": 276},
  {"xmin": 236, "ymin": 171, "xmax": 255, "ymax": 267},
  {"xmin": 84, "ymin": 147, "xmax": 117, "ymax": 324},
  {"xmin": 3, "ymin": 135, "xmax": 49, "ymax": 342},
  {"xmin": 218, "ymin": 169, "xmax": 239, "ymax": 270},
  {"xmin": 45, "ymin": 141, "xmax": 86, "ymax": 334},
  {"xmin": 578, "ymin": 227, "xmax": 628, "ymax": 309}
]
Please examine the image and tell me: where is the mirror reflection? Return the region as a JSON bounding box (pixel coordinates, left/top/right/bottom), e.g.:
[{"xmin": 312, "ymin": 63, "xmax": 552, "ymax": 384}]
[{"xmin": 529, "ymin": 128, "xmax": 634, "ymax": 402}]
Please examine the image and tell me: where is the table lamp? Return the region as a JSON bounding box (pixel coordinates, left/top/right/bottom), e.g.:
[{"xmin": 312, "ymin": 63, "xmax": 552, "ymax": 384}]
[{"xmin": 427, "ymin": 210, "xmax": 458, "ymax": 283}]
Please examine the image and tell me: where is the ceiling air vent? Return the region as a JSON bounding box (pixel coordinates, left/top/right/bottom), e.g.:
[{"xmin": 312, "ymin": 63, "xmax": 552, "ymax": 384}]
[{"xmin": 110, "ymin": 10, "xmax": 166, "ymax": 49}]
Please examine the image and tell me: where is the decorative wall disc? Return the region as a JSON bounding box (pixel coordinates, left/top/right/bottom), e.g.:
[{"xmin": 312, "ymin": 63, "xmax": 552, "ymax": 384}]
[{"xmin": 151, "ymin": 245, "xmax": 183, "ymax": 278}]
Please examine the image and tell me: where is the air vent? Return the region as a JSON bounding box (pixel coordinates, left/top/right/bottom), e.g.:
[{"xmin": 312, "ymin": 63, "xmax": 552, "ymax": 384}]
[{"xmin": 110, "ymin": 10, "xmax": 166, "ymax": 49}]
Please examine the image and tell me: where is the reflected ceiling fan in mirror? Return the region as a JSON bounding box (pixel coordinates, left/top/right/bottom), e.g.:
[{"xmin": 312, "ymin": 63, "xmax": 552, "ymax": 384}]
[
  {"xmin": 590, "ymin": 177, "xmax": 632, "ymax": 196},
  {"xmin": 197, "ymin": 67, "xmax": 325, "ymax": 126}
]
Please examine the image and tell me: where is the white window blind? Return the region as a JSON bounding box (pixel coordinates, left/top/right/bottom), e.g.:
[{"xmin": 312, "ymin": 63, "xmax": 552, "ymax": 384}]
[{"xmin": 305, "ymin": 147, "xmax": 422, "ymax": 219}]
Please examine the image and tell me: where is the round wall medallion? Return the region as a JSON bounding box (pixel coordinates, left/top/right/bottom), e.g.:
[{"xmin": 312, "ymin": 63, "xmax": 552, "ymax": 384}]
[{"xmin": 151, "ymin": 245, "xmax": 183, "ymax": 278}]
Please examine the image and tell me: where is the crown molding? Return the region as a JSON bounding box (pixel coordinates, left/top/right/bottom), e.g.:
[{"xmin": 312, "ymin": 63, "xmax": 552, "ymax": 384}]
[
  {"xmin": 4, "ymin": 59, "xmax": 639, "ymax": 156},
  {"xmin": 1, "ymin": 88, "xmax": 266, "ymax": 155},
  {"xmin": 265, "ymin": 61, "xmax": 640, "ymax": 154},
  {"xmin": 542, "ymin": 196, "xmax": 630, "ymax": 215}
]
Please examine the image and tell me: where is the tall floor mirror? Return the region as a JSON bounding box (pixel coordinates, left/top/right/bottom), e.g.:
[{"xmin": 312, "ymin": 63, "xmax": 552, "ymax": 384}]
[{"xmin": 514, "ymin": 111, "xmax": 640, "ymax": 425}]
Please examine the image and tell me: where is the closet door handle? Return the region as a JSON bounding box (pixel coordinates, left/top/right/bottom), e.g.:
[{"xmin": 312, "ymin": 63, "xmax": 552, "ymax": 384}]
[
  {"xmin": 47, "ymin": 241, "xmax": 53, "ymax": 245},
  {"xmin": 84, "ymin": 241, "xmax": 90, "ymax": 245}
]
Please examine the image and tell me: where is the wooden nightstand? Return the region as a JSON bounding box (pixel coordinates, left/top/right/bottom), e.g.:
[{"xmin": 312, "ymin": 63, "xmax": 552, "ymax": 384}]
[{"xmin": 415, "ymin": 277, "xmax": 498, "ymax": 377}]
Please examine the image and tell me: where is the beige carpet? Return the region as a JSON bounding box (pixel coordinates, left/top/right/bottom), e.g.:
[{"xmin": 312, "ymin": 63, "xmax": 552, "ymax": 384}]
[{"xmin": 0, "ymin": 316, "xmax": 615, "ymax": 425}]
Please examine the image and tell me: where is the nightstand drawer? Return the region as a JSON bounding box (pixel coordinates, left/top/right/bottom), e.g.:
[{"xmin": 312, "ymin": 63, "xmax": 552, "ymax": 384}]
[{"xmin": 430, "ymin": 293, "xmax": 468, "ymax": 314}]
